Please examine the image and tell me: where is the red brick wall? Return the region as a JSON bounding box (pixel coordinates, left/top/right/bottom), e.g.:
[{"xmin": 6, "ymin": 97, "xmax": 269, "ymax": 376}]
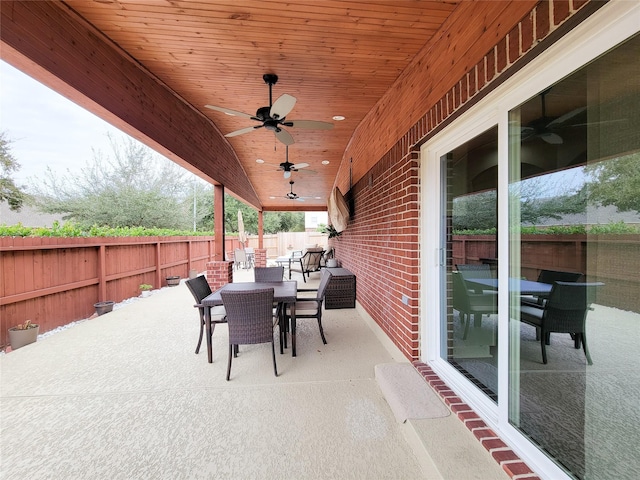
[
  {"xmin": 335, "ymin": 0, "xmax": 601, "ymax": 361},
  {"xmin": 336, "ymin": 149, "xmax": 421, "ymax": 359},
  {"xmin": 206, "ymin": 261, "xmax": 233, "ymax": 292}
]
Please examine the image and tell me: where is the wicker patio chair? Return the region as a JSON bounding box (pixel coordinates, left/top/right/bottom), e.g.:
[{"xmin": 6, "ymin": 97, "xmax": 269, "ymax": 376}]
[
  {"xmin": 520, "ymin": 269, "xmax": 583, "ymax": 307},
  {"xmin": 254, "ymin": 266, "xmax": 285, "ymax": 282},
  {"xmin": 452, "ymin": 271, "xmax": 498, "ymax": 339},
  {"xmin": 185, "ymin": 276, "xmax": 226, "ymax": 355},
  {"xmin": 519, "ymin": 281, "xmax": 603, "ymax": 365},
  {"xmin": 285, "ymin": 268, "xmax": 330, "ymax": 347},
  {"xmin": 254, "ymin": 266, "xmax": 286, "ymax": 333},
  {"xmin": 221, "ymin": 288, "xmax": 279, "ymax": 380}
]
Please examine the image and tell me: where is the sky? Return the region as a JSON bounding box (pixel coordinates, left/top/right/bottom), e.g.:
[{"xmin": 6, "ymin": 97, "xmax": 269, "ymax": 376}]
[{"xmin": 0, "ymin": 60, "xmax": 131, "ymax": 185}]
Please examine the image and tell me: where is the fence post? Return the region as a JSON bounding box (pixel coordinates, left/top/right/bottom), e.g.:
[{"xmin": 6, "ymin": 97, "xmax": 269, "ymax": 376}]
[
  {"xmin": 98, "ymin": 244, "xmax": 107, "ymax": 301},
  {"xmin": 154, "ymin": 241, "xmax": 162, "ymax": 288}
]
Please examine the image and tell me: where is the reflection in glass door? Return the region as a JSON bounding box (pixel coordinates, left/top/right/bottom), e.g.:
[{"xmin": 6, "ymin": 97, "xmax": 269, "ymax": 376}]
[
  {"xmin": 508, "ymin": 34, "xmax": 640, "ymax": 480},
  {"xmin": 440, "ymin": 126, "xmax": 499, "ymax": 402}
]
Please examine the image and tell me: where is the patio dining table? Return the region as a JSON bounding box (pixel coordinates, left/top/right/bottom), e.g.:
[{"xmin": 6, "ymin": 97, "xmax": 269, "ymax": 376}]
[
  {"xmin": 464, "ymin": 278, "xmax": 553, "ymax": 297},
  {"xmin": 202, "ymin": 281, "xmax": 298, "ymax": 362}
]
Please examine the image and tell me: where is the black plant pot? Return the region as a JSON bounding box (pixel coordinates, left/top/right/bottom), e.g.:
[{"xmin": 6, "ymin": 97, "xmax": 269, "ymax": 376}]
[{"xmin": 94, "ymin": 301, "xmax": 115, "ymax": 315}]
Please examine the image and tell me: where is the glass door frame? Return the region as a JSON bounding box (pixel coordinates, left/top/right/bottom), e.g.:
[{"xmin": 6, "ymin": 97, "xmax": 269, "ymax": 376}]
[{"xmin": 419, "ymin": 2, "xmax": 640, "ymax": 478}]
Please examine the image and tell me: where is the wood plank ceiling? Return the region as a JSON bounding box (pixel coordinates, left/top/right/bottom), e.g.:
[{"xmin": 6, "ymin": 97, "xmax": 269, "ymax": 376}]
[{"xmin": 15, "ymin": 1, "xmax": 462, "ymax": 211}]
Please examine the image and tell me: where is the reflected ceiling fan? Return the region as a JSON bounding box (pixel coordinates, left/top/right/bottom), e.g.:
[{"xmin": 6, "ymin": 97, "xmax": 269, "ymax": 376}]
[
  {"xmin": 205, "ymin": 73, "xmax": 334, "ymax": 145},
  {"xmin": 521, "ymin": 89, "xmax": 565, "ymax": 145},
  {"xmin": 520, "ymin": 88, "xmax": 623, "ymax": 145}
]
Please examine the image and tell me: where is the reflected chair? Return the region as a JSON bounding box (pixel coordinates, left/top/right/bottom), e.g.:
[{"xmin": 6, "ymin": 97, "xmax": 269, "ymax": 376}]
[
  {"xmin": 254, "ymin": 266, "xmax": 285, "ymax": 282},
  {"xmin": 521, "ymin": 269, "xmax": 583, "ymax": 307},
  {"xmin": 185, "ymin": 276, "xmax": 226, "ymax": 355},
  {"xmin": 452, "ymin": 271, "xmax": 498, "ymax": 339},
  {"xmin": 456, "ymin": 263, "xmax": 497, "ymax": 296},
  {"xmin": 285, "ymin": 268, "xmax": 330, "ymax": 347},
  {"xmin": 221, "ymin": 288, "xmax": 279, "ymax": 380},
  {"xmin": 519, "ymin": 281, "xmax": 603, "ymax": 365},
  {"xmin": 456, "ymin": 263, "xmax": 494, "ymax": 279},
  {"xmin": 289, "ymin": 248, "xmax": 324, "ymax": 282}
]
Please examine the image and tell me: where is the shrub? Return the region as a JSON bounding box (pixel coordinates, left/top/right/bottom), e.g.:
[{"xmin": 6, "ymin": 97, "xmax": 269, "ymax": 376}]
[{"xmin": 0, "ymin": 221, "xmax": 214, "ymax": 238}]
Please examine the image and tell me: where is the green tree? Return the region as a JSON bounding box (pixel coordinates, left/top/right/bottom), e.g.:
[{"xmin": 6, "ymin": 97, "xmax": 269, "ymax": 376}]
[
  {"xmin": 264, "ymin": 211, "xmax": 305, "ymax": 233},
  {"xmin": 583, "ymin": 152, "xmax": 640, "ymax": 213},
  {"xmin": 183, "ymin": 179, "xmax": 214, "ymax": 232},
  {"xmin": 30, "ymin": 134, "xmax": 193, "ymax": 229},
  {"xmin": 512, "ymin": 171, "xmax": 586, "ymax": 226},
  {"xmin": 224, "ymin": 195, "xmax": 257, "ymax": 234},
  {"xmin": 0, "ymin": 131, "xmax": 27, "ymax": 211},
  {"xmin": 453, "ymin": 190, "xmax": 496, "ymax": 231}
]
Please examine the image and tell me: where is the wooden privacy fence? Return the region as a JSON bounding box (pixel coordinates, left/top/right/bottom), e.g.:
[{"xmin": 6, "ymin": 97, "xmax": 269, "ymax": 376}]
[{"xmin": 0, "ymin": 236, "xmax": 226, "ymax": 348}]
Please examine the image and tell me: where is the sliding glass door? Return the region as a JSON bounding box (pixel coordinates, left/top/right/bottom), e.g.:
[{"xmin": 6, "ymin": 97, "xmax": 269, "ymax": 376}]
[
  {"xmin": 422, "ymin": 4, "xmax": 640, "ymax": 478},
  {"xmin": 439, "ymin": 127, "xmax": 499, "ymax": 402},
  {"xmin": 508, "ymin": 33, "xmax": 640, "ymax": 480}
]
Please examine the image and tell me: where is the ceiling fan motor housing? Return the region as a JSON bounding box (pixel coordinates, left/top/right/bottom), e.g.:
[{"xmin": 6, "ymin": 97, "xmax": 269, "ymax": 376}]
[
  {"xmin": 255, "ymin": 106, "xmax": 271, "ymax": 121},
  {"xmin": 263, "ymin": 73, "xmax": 278, "ymax": 85}
]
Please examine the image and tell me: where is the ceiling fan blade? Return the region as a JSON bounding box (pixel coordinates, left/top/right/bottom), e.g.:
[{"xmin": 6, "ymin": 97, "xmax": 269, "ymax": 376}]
[
  {"xmin": 540, "ymin": 132, "xmax": 563, "ymax": 144},
  {"xmin": 292, "ymin": 162, "xmax": 309, "ymax": 170},
  {"xmin": 271, "ymin": 94, "xmax": 296, "ymax": 119},
  {"xmin": 204, "ymin": 105, "xmax": 254, "ymax": 119},
  {"xmin": 546, "ymin": 106, "xmax": 587, "ymax": 128},
  {"xmin": 225, "ymin": 126, "xmax": 260, "ymax": 138},
  {"xmin": 275, "ymin": 128, "xmax": 295, "ymax": 145},
  {"xmin": 286, "ymin": 120, "xmax": 334, "ymax": 130}
]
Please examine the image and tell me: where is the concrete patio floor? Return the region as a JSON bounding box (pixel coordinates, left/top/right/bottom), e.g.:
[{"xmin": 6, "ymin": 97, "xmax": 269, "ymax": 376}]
[{"xmin": 1, "ymin": 267, "xmax": 509, "ymax": 480}]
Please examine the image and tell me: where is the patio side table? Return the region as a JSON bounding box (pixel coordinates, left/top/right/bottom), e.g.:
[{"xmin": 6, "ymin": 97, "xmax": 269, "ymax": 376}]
[{"xmin": 325, "ymin": 268, "xmax": 356, "ymax": 309}]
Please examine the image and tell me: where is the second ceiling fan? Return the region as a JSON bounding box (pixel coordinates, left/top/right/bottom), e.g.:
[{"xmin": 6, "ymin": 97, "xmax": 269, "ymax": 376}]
[
  {"xmin": 205, "ymin": 74, "xmax": 334, "ymax": 145},
  {"xmin": 257, "ymin": 145, "xmax": 314, "ymax": 178},
  {"xmin": 283, "ymin": 180, "xmax": 315, "ymax": 202}
]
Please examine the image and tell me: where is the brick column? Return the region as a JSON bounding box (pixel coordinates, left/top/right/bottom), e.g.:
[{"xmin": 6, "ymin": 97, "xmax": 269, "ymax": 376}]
[
  {"xmin": 206, "ymin": 261, "xmax": 233, "ymax": 291},
  {"xmin": 254, "ymin": 248, "xmax": 268, "ymax": 268}
]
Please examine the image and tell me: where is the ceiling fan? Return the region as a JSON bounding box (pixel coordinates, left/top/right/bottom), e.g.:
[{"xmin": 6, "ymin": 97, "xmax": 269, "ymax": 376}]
[
  {"xmin": 204, "ymin": 73, "xmax": 334, "ymax": 145},
  {"xmin": 283, "ymin": 180, "xmax": 313, "ymax": 201},
  {"xmin": 259, "ymin": 145, "xmax": 313, "ymax": 179}
]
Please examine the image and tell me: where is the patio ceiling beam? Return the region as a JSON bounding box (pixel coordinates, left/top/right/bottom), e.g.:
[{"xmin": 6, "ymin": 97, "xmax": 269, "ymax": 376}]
[{"xmin": 0, "ymin": 0, "xmax": 261, "ymax": 209}]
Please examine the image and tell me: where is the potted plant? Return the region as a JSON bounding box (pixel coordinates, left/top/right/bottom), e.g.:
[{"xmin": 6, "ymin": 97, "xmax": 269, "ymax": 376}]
[
  {"xmin": 8, "ymin": 319, "xmax": 39, "ymax": 350},
  {"xmin": 94, "ymin": 301, "xmax": 115, "ymax": 315},
  {"xmin": 322, "ymin": 224, "xmax": 343, "ymax": 240},
  {"xmin": 139, "ymin": 283, "xmax": 153, "ymax": 298}
]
